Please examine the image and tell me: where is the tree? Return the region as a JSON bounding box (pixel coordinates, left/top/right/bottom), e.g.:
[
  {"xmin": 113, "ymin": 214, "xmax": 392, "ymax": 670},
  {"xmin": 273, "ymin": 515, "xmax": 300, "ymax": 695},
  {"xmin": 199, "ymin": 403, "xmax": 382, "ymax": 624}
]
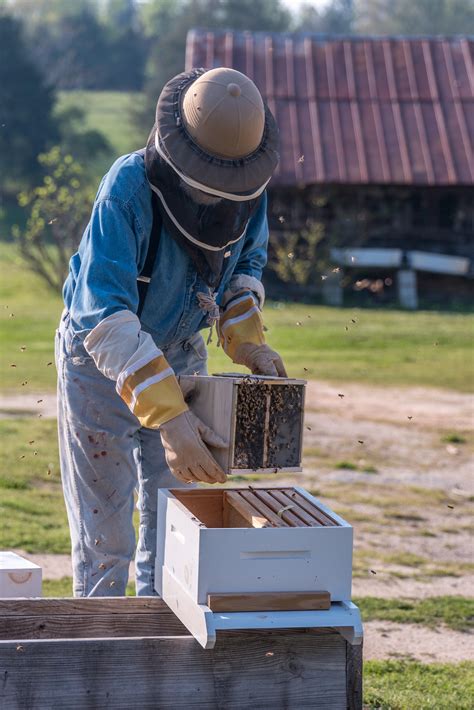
[
  {"xmin": 268, "ymin": 222, "xmax": 328, "ymax": 290},
  {"xmin": 357, "ymin": 0, "xmax": 474, "ymax": 34},
  {"xmin": 55, "ymin": 105, "xmax": 112, "ymax": 164},
  {"xmin": 294, "ymin": 0, "xmax": 355, "ymax": 34},
  {"xmin": 28, "ymin": 7, "xmax": 111, "ymax": 89},
  {"xmin": 138, "ymin": 0, "xmax": 291, "ymax": 131},
  {"xmin": 103, "ymin": 0, "xmax": 148, "ymax": 90},
  {"xmin": 0, "ymin": 13, "xmax": 58, "ymax": 190},
  {"xmin": 8, "ymin": 0, "xmax": 148, "ymax": 91},
  {"xmin": 13, "ymin": 147, "xmax": 94, "ymax": 291}
]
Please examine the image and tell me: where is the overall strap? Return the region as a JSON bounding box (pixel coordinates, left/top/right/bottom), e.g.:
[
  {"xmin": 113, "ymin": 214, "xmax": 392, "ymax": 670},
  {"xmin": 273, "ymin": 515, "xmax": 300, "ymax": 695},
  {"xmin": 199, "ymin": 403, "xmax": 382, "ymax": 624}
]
[{"xmin": 136, "ymin": 150, "xmax": 162, "ymax": 319}]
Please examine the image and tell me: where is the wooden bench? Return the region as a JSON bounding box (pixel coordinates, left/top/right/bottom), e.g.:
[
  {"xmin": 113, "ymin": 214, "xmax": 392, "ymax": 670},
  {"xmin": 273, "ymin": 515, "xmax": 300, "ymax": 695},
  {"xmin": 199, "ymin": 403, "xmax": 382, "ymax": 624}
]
[{"xmin": 0, "ymin": 597, "xmax": 362, "ymax": 709}]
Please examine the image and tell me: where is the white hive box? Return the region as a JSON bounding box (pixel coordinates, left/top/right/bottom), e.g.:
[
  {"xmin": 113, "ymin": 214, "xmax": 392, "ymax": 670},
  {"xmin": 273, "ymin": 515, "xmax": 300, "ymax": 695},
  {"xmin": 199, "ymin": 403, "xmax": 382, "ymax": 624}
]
[
  {"xmin": 0, "ymin": 551, "xmax": 42, "ymax": 597},
  {"xmin": 179, "ymin": 374, "xmax": 306, "ymax": 474},
  {"xmin": 155, "ymin": 486, "xmax": 360, "ymax": 648},
  {"xmin": 156, "ymin": 487, "xmax": 352, "ymax": 604}
]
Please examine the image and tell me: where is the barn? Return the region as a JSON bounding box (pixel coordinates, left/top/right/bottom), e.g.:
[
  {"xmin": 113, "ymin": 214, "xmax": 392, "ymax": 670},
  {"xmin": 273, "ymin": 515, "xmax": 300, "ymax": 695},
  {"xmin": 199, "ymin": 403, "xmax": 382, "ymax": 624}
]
[{"xmin": 186, "ymin": 30, "xmax": 474, "ymax": 308}]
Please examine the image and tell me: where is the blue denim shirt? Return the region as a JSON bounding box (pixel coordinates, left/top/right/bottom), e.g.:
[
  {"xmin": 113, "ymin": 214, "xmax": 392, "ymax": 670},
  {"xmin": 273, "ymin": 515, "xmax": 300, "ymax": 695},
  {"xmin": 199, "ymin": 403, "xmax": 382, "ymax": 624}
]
[{"xmin": 63, "ymin": 153, "xmax": 269, "ymax": 348}]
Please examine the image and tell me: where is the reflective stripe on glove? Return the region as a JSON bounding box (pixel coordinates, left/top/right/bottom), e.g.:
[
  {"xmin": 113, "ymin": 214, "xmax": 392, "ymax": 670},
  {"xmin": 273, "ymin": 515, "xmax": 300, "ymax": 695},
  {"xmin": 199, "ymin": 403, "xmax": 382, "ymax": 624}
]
[
  {"xmin": 218, "ymin": 292, "xmax": 287, "ymax": 377},
  {"xmin": 218, "ymin": 292, "xmax": 265, "ymax": 360},
  {"xmin": 159, "ymin": 410, "xmax": 228, "ymax": 484},
  {"xmin": 118, "ymin": 353, "xmax": 188, "ymax": 428},
  {"xmin": 84, "ymin": 310, "xmax": 189, "ymax": 429}
]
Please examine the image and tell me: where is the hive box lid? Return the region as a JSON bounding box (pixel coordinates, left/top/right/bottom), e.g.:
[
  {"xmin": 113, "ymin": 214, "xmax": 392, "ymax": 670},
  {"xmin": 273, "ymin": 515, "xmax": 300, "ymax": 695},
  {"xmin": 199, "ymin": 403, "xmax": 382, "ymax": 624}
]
[{"xmin": 0, "ymin": 551, "xmax": 41, "ymax": 571}]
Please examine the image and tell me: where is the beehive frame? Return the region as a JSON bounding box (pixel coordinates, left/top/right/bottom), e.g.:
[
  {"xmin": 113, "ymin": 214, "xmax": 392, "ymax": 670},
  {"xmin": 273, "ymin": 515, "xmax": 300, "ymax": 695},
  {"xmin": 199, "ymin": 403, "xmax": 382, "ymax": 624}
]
[{"xmin": 180, "ymin": 374, "xmax": 306, "ymax": 474}]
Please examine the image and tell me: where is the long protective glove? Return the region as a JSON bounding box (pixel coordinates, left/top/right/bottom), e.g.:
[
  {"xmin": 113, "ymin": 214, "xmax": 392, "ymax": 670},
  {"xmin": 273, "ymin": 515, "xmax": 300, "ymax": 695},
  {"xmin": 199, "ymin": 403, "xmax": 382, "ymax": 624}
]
[
  {"xmin": 84, "ymin": 310, "xmax": 188, "ymax": 429},
  {"xmin": 160, "ymin": 410, "xmax": 227, "ymax": 484},
  {"xmin": 233, "ymin": 342, "xmax": 287, "ymax": 378},
  {"xmin": 218, "ymin": 292, "xmax": 287, "ymax": 377}
]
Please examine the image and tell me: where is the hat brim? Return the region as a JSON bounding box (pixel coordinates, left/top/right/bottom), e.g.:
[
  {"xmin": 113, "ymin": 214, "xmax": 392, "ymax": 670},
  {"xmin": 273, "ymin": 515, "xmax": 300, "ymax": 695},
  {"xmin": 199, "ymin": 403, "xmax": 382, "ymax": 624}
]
[{"xmin": 156, "ymin": 69, "xmax": 280, "ymax": 196}]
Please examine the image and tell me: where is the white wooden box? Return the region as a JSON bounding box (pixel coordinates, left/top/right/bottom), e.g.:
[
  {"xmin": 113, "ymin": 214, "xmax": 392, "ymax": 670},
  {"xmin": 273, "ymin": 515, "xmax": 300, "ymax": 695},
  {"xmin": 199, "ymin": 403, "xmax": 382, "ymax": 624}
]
[
  {"xmin": 179, "ymin": 374, "xmax": 306, "ymax": 474},
  {"xmin": 0, "ymin": 551, "xmax": 42, "ymax": 597},
  {"xmin": 155, "ymin": 487, "xmax": 353, "ymax": 605}
]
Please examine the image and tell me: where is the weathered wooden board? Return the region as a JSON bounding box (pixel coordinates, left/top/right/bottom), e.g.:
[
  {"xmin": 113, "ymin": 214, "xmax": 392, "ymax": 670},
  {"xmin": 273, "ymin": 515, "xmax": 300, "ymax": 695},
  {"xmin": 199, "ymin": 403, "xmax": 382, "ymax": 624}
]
[
  {"xmin": 0, "ymin": 599, "xmax": 362, "ymax": 709},
  {"xmin": 346, "ymin": 642, "xmax": 363, "ymax": 710},
  {"xmin": 0, "ymin": 597, "xmax": 177, "ymax": 616},
  {"xmin": 0, "ymin": 630, "xmax": 349, "ymax": 710},
  {"xmin": 207, "ymin": 590, "xmax": 331, "ymax": 612},
  {"xmin": 0, "ymin": 597, "xmax": 187, "ymax": 640}
]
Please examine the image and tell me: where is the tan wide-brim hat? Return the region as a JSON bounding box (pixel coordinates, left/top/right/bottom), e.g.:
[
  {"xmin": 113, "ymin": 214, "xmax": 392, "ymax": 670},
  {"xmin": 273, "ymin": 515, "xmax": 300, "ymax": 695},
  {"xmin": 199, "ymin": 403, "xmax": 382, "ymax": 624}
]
[{"xmin": 154, "ymin": 68, "xmax": 280, "ymax": 199}]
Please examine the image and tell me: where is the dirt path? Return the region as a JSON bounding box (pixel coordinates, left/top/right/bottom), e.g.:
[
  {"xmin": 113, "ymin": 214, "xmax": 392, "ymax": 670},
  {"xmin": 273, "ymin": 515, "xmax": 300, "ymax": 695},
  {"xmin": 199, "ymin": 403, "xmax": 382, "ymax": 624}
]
[
  {"xmin": 364, "ymin": 620, "xmax": 473, "ymax": 663},
  {"xmin": 0, "ymin": 392, "xmax": 57, "ymax": 419}
]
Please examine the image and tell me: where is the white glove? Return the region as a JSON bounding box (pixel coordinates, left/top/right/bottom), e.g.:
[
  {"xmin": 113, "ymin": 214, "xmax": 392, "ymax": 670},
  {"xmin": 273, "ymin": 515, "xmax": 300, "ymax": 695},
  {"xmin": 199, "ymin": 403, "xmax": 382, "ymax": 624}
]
[
  {"xmin": 160, "ymin": 410, "xmax": 228, "ymax": 484},
  {"xmin": 234, "ymin": 343, "xmax": 287, "ymax": 377}
]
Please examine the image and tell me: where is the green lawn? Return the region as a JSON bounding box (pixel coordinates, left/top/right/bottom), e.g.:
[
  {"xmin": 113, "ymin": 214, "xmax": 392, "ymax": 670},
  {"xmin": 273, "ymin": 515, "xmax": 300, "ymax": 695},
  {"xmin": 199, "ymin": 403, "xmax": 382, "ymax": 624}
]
[
  {"xmin": 57, "ymin": 90, "xmax": 145, "ymax": 177},
  {"xmin": 0, "ymin": 418, "xmax": 68, "ymax": 553},
  {"xmin": 355, "ymin": 596, "xmax": 474, "ymax": 632},
  {"xmin": 0, "ymin": 244, "xmax": 63, "ymax": 391},
  {"xmin": 42, "ymin": 577, "xmax": 135, "ymax": 597},
  {"xmin": 364, "ymin": 660, "xmax": 474, "ymax": 710},
  {"xmin": 1, "ymin": 242, "xmax": 473, "ymax": 393}
]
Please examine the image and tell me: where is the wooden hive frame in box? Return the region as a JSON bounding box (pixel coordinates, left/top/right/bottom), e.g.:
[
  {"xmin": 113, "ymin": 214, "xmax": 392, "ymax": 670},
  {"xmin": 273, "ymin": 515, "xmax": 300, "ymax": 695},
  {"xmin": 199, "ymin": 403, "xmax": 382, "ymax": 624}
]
[
  {"xmin": 221, "ymin": 487, "xmax": 339, "ymax": 529},
  {"xmin": 155, "ymin": 486, "xmax": 363, "ymax": 649}
]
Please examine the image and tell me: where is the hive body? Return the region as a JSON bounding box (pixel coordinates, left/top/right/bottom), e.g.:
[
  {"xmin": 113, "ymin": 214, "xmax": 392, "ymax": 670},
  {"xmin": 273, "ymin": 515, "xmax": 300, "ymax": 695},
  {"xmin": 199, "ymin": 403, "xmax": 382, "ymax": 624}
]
[{"xmin": 155, "ymin": 487, "xmax": 353, "ymax": 605}]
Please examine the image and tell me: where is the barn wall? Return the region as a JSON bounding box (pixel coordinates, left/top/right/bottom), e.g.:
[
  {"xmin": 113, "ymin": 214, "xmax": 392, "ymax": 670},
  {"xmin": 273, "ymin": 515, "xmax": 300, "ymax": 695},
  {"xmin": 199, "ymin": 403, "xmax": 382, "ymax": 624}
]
[{"xmin": 265, "ymin": 185, "xmax": 473, "ymax": 305}]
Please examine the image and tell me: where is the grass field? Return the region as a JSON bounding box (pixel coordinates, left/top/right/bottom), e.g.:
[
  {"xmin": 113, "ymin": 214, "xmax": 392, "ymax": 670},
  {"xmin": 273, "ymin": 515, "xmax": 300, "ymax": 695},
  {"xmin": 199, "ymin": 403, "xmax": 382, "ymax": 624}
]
[
  {"xmin": 353, "ymin": 596, "xmax": 474, "ymax": 632},
  {"xmin": 0, "ymin": 418, "xmax": 68, "ymax": 553},
  {"xmin": 57, "ymin": 90, "xmax": 145, "ymax": 177},
  {"xmin": 364, "ymin": 660, "xmax": 474, "ymax": 710},
  {"xmin": 1, "ymin": 241, "xmax": 473, "ymax": 393}
]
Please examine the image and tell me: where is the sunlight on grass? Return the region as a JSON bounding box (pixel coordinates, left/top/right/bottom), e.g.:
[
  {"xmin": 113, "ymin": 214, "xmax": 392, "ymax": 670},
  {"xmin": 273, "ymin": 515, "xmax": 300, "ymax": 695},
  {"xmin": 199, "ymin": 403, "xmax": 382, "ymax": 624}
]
[
  {"xmin": 42, "ymin": 577, "xmax": 135, "ymax": 597},
  {"xmin": 356, "ymin": 595, "xmax": 474, "ymax": 632},
  {"xmin": 2, "ymin": 243, "xmax": 473, "ymax": 393},
  {"xmin": 364, "ymin": 660, "xmax": 474, "ymax": 710}
]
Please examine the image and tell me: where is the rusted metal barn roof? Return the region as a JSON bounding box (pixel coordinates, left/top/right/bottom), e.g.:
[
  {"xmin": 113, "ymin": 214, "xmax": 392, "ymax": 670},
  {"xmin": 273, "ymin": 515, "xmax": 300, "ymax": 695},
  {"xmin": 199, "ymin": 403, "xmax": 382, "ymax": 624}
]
[{"xmin": 186, "ymin": 30, "xmax": 474, "ymax": 186}]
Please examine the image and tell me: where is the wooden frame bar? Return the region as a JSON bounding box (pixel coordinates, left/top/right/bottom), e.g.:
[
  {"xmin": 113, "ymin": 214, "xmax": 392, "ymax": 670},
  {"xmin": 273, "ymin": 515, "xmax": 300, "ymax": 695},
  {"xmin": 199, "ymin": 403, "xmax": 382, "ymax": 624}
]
[
  {"xmin": 207, "ymin": 591, "xmax": 331, "ymax": 612},
  {"xmin": 170, "ymin": 487, "xmax": 341, "ymax": 529},
  {"xmin": 0, "ymin": 598, "xmax": 362, "ymax": 710}
]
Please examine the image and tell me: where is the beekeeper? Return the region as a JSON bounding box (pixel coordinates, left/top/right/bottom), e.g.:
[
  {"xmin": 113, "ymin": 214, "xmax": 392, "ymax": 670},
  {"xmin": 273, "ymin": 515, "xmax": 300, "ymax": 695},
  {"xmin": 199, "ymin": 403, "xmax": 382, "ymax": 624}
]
[{"xmin": 56, "ymin": 67, "xmax": 286, "ymax": 597}]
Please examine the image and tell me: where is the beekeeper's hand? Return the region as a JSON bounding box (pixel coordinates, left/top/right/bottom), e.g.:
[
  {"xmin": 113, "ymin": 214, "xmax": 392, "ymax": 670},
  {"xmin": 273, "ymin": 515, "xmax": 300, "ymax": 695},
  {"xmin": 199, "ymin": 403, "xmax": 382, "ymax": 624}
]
[
  {"xmin": 233, "ymin": 342, "xmax": 287, "ymax": 378},
  {"xmin": 160, "ymin": 410, "xmax": 228, "ymax": 484}
]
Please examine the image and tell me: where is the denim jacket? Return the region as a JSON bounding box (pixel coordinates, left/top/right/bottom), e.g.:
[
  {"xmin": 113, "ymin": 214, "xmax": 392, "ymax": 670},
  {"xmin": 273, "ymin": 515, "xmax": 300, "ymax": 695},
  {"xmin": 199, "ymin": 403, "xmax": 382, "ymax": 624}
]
[{"xmin": 63, "ymin": 153, "xmax": 269, "ymax": 349}]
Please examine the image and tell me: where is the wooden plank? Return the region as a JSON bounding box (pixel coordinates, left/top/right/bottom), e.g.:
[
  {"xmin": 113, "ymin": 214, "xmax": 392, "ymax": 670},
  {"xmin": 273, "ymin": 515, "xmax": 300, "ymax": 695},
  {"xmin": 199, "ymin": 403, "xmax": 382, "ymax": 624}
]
[
  {"xmin": 346, "ymin": 640, "xmax": 363, "ymax": 710},
  {"xmin": 0, "ymin": 630, "xmax": 349, "ymax": 710},
  {"xmin": 171, "ymin": 489, "xmax": 224, "ymax": 528},
  {"xmin": 207, "ymin": 591, "xmax": 331, "ymax": 612},
  {"xmin": 247, "ymin": 489, "xmax": 306, "ymax": 527},
  {"xmin": 0, "ymin": 613, "xmax": 188, "ymax": 641},
  {"xmin": 0, "ymin": 598, "xmax": 188, "ymax": 640},
  {"xmin": 222, "ymin": 499, "xmax": 253, "ymax": 529},
  {"xmin": 274, "ymin": 487, "xmax": 325, "ymax": 522},
  {"xmin": 223, "ymin": 491, "xmax": 269, "ymax": 528},
  {"xmin": 267, "ymin": 490, "xmax": 321, "ymax": 527},
  {"xmin": 0, "ymin": 597, "xmax": 172, "ymax": 617},
  {"xmin": 238, "ymin": 490, "xmax": 286, "ymax": 527},
  {"xmin": 272, "ymin": 490, "xmax": 324, "ymax": 526},
  {"xmin": 286, "ymin": 490, "xmax": 338, "ymax": 527}
]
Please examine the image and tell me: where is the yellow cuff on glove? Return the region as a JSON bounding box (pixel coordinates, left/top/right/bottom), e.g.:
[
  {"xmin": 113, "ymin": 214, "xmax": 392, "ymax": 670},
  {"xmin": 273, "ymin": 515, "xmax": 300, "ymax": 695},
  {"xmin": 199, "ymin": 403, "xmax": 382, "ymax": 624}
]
[
  {"xmin": 218, "ymin": 293, "xmax": 265, "ymax": 360},
  {"xmin": 117, "ymin": 353, "xmax": 188, "ymax": 429}
]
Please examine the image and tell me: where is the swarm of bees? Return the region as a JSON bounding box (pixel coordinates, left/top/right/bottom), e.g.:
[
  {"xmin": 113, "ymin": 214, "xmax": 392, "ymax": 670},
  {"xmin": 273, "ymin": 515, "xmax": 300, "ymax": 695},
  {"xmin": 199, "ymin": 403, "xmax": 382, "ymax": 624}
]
[{"xmin": 233, "ymin": 378, "xmax": 304, "ymax": 470}]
